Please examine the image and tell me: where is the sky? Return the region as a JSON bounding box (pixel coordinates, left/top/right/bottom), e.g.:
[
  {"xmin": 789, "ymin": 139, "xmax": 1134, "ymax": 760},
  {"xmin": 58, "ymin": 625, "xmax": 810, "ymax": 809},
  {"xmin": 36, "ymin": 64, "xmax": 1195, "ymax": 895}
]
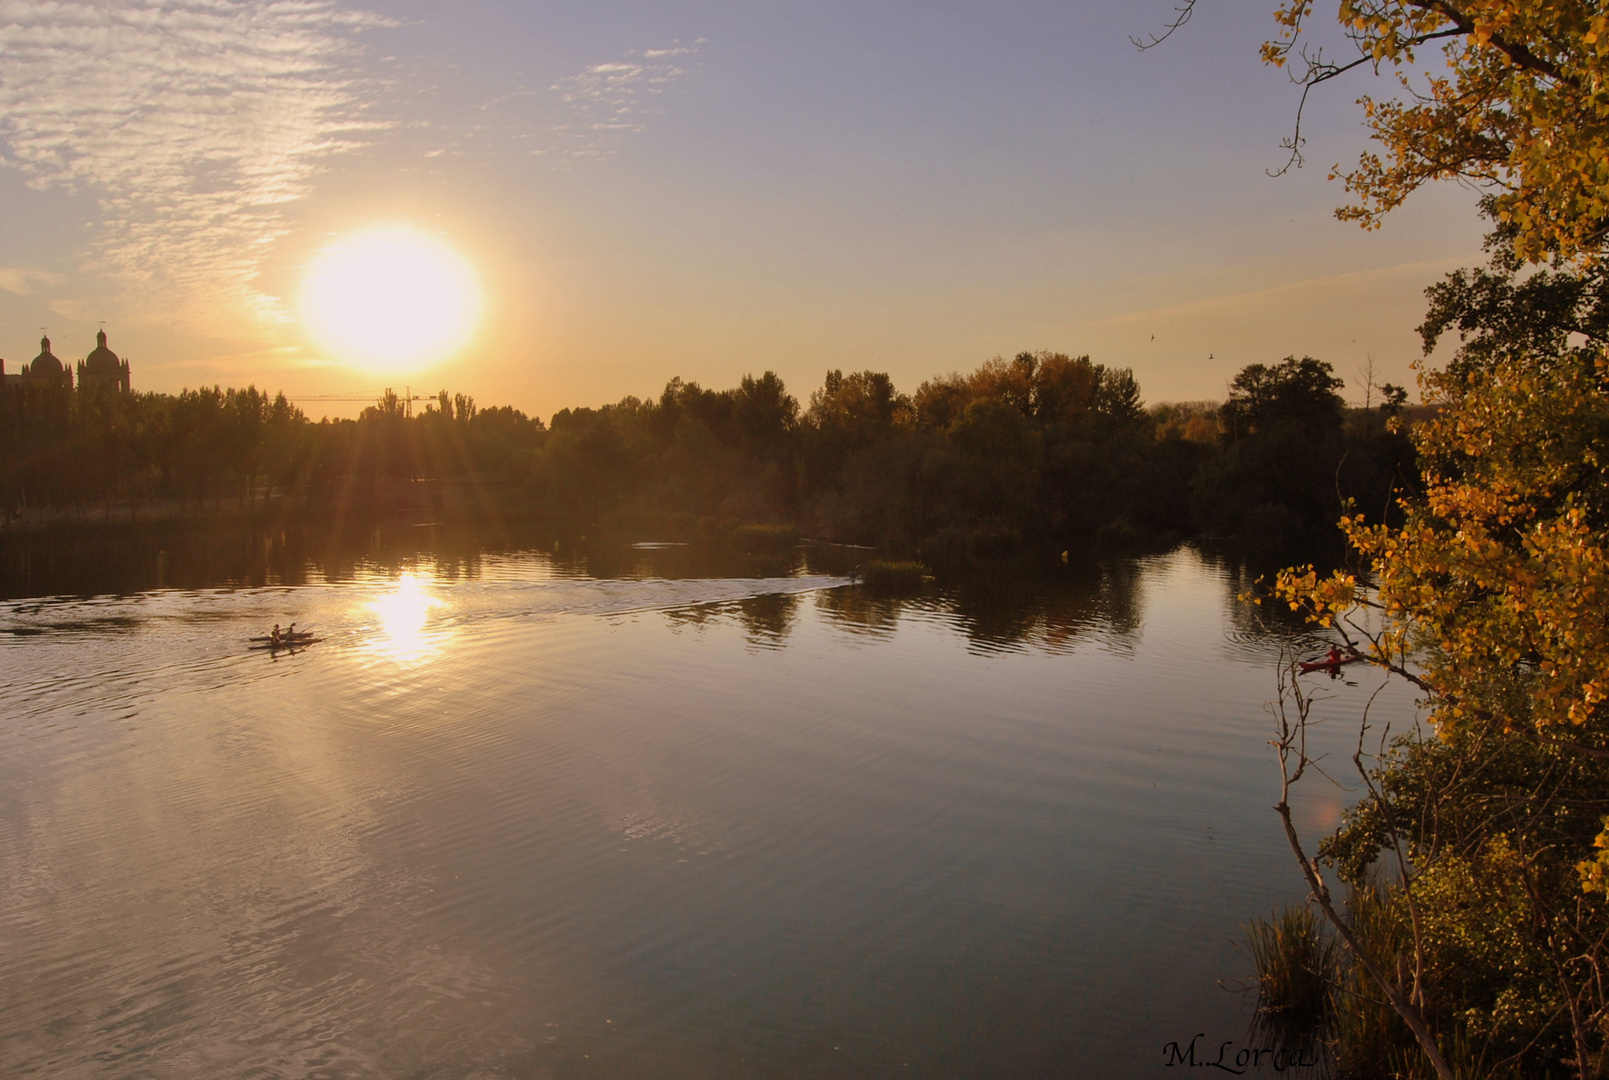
[{"xmin": 0, "ymin": 0, "xmax": 1491, "ymax": 419}]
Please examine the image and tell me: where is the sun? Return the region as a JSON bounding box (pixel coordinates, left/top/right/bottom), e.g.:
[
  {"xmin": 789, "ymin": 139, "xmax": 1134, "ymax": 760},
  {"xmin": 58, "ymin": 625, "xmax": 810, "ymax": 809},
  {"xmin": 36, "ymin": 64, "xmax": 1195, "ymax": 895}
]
[{"xmin": 300, "ymin": 228, "xmax": 481, "ymax": 374}]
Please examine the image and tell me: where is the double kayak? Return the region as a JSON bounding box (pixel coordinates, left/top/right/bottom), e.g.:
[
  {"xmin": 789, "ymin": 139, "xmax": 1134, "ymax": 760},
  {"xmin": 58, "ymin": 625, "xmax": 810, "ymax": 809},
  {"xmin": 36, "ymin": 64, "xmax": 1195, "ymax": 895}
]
[
  {"xmin": 1299, "ymin": 654, "xmax": 1364, "ymax": 673},
  {"xmin": 248, "ymin": 637, "xmax": 321, "ymax": 652},
  {"xmin": 248, "ymin": 628, "xmax": 318, "ymax": 652}
]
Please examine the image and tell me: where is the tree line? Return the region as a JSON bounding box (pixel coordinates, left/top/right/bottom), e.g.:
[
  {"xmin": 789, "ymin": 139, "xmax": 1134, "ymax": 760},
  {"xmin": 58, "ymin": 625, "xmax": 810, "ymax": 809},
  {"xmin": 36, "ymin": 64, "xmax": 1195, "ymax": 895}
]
[{"xmin": 0, "ymin": 352, "xmax": 1413, "ymax": 565}]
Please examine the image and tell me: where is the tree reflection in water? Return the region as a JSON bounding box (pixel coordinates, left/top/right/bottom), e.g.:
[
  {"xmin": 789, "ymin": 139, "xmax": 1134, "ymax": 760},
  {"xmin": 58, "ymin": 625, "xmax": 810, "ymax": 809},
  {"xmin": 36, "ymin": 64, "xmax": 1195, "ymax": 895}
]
[
  {"xmin": 0, "ymin": 519, "xmax": 508, "ymax": 598},
  {"xmin": 944, "ymin": 558, "xmax": 1143, "ymax": 654},
  {"xmin": 736, "ymin": 591, "xmax": 801, "ymax": 648},
  {"xmin": 0, "ymin": 523, "xmax": 1324, "ymax": 666},
  {"xmin": 812, "ymin": 586, "xmax": 904, "ymax": 639}
]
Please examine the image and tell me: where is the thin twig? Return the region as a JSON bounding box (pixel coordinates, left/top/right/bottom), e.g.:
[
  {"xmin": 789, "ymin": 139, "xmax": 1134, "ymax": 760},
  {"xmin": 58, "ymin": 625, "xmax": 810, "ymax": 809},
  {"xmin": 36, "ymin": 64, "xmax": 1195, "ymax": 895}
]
[
  {"xmin": 1130, "ymin": 0, "xmax": 1196, "ymax": 51},
  {"xmin": 1272, "ymin": 657, "xmax": 1456, "ymax": 1080}
]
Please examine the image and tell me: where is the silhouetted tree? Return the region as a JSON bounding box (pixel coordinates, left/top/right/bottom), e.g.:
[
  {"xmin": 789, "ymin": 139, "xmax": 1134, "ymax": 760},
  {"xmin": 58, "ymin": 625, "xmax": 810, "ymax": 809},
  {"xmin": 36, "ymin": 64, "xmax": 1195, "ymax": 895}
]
[{"xmin": 1219, "ymin": 356, "xmax": 1345, "ymax": 443}]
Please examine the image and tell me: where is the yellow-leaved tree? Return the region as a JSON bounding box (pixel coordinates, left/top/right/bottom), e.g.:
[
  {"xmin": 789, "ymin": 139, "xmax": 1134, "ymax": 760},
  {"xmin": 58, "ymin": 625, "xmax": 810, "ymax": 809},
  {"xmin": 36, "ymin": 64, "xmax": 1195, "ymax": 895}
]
[
  {"xmin": 1279, "ymin": 350, "xmax": 1609, "ymax": 745},
  {"xmin": 1263, "ymin": 278, "xmax": 1609, "ymax": 1079},
  {"xmin": 1264, "ymin": 0, "xmax": 1609, "ymax": 263},
  {"xmin": 1138, "ymin": 1, "xmax": 1609, "ymax": 1075}
]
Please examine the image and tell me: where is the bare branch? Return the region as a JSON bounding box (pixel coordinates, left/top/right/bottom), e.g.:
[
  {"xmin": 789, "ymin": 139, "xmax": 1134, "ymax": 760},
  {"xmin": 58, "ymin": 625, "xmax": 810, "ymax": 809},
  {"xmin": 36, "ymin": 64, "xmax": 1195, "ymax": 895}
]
[
  {"xmin": 1353, "ymin": 684, "xmax": 1433, "ymax": 1009},
  {"xmin": 1267, "ymin": 51, "xmax": 1375, "ymax": 177},
  {"xmin": 1266, "ymin": 26, "xmax": 1463, "ymax": 178},
  {"xmin": 1272, "ymin": 658, "xmax": 1457, "ymax": 1080},
  {"xmin": 1330, "ymin": 608, "xmax": 1435, "ymax": 694},
  {"xmin": 1130, "ymin": 0, "xmax": 1197, "ymax": 51}
]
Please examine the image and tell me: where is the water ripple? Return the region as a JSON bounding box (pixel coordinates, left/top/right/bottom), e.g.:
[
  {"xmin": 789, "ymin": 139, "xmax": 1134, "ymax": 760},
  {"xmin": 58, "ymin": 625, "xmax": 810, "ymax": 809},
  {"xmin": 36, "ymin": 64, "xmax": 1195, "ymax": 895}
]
[{"xmin": 0, "ymin": 545, "xmax": 1422, "ymax": 1078}]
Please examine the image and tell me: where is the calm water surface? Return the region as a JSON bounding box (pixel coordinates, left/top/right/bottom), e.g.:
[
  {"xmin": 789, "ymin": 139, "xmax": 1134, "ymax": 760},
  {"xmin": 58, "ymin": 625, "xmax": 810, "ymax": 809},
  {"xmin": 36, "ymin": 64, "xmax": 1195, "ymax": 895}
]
[{"xmin": 0, "ymin": 538, "xmax": 1418, "ymax": 1078}]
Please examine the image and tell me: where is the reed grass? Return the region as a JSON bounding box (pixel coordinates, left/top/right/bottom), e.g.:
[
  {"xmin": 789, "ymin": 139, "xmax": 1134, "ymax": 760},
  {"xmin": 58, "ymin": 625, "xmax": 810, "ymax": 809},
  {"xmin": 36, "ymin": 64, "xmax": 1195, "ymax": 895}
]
[
  {"xmin": 1248, "ymin": 888, "xmax": 1520, "ymax": 1080},
  {"xmin": 1246, "ymin": 904, "xmax": 1338, "ymax": 1071},
  {"xmin": 858, "ymin": 559, "xmax": 926, "ymax": 590}
]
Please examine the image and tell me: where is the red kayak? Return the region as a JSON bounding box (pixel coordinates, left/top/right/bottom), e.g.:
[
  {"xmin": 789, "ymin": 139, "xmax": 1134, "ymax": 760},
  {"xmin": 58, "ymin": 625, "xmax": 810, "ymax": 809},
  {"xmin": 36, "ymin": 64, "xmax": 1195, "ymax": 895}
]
[{"xmin": 1299, "ymin": 654, "xmax": 1364, "ymax": 673}]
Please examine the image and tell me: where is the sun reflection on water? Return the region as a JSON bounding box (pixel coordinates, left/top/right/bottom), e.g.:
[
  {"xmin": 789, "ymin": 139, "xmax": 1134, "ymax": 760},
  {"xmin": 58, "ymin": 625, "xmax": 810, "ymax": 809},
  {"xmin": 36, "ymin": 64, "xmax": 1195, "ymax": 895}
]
[{"xmin": 368, "ymin": 573, "xmax": 446, "ymax": 659}]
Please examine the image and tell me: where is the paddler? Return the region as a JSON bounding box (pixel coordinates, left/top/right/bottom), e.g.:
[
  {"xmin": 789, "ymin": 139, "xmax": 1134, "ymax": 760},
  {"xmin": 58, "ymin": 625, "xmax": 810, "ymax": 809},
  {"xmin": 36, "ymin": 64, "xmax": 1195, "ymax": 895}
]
[
  {"xmin": 271, "ymin": 624, "xmax": 282, "ymax": 648},
  {"xmin": 1326, "ymin": 645, "xmax": 1341, "ymax": 666}
]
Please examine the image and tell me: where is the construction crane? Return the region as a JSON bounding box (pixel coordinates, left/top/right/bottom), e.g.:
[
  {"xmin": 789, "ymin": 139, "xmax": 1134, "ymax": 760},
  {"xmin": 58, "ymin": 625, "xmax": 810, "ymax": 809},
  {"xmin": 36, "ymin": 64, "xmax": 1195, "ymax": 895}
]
[{"xmin": 286, "ymin": 387, "xmax": 428, "ymax": 417}]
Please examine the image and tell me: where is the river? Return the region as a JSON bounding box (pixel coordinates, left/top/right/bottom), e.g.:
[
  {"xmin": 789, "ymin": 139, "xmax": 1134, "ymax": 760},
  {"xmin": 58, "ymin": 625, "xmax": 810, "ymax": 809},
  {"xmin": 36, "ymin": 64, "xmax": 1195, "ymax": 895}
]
[{"xmin": 0, "ymin": 531, "xmax": 1416, "ymax": 1077}]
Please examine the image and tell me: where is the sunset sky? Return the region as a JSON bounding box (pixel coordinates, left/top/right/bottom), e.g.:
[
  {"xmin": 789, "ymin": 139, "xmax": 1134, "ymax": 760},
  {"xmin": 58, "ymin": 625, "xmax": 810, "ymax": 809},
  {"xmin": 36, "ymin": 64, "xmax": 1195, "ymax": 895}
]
[{"xmin": 0, "ymin": 0, "xmax": 1488, "ymax": 419}]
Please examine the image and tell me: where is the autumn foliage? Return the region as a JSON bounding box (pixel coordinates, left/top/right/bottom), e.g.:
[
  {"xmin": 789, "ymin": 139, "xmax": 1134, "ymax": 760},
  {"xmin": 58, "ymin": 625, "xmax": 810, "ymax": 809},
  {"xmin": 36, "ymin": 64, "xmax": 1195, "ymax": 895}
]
[
  {"xmin": 1268, "ymin": 1, "xmax": 1609, "ymax": 262},
  {"xmin": 1227, "ymin": 2, "xmax": 1609, "ymax": 1074}
]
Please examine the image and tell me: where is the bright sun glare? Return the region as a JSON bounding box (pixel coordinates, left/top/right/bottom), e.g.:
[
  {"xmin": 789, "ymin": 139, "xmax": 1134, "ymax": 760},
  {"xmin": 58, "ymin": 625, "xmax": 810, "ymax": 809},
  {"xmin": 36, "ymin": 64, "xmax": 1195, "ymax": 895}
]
[
  {"xmin": 301, "ymin": 228, "xmax": 480, "ymax": 374},
  {"xmin": 369, "ymin": 572, "xmax": 445, "ymax": 660}
]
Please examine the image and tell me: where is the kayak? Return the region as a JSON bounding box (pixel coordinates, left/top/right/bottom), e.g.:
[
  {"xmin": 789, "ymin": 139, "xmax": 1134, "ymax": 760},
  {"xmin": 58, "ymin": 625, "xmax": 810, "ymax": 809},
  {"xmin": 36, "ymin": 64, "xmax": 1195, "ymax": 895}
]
[
  {"xmin": 1299, "ymin": 654, "xmax": 1364, "ymax": 673},
  {"xmin": 249, "ymin": 637, "xmax": 321, "ymax": 651},
  {"xmin": 248, "ymin": 631, "xmax": 314, "ymax": 643}
]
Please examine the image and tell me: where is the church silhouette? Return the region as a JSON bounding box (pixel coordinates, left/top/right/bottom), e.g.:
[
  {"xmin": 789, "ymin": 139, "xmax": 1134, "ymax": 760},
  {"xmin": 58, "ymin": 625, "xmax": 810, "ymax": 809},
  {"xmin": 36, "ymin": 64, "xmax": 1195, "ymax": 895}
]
[{"xmin": 1, "ymin": 331, "xmax": 130, "ymax": 393}]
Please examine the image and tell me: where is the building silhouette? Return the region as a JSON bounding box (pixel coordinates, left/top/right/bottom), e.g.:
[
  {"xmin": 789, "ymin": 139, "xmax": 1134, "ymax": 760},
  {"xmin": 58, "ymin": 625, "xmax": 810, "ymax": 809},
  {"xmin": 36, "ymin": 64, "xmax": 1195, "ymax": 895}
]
[
  {"xmin": 78, "ymin": 331, "xmax": 131, "ymax": 393},
  {"xmin": 0, "ymin": 332, "xmax": 130, "ymax": 392}
]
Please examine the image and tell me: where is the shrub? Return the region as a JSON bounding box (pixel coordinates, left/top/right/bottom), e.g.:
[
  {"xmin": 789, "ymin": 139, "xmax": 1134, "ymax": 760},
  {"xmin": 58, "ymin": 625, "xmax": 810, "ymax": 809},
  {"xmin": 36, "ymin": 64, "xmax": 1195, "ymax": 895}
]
[{"xmin": 858, "ymin": 559, "xmax": 926, "ymax": 591}]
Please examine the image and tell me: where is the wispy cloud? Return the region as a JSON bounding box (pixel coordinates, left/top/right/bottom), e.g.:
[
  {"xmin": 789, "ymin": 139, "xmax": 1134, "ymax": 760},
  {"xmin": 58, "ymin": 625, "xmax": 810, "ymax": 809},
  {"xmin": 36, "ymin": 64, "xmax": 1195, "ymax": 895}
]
[
  {"xmin": 0, "ymin": 0, "xmax": 391, "ymax": 327},
  {"xmin": 546, "ymin": 41, "xmax": 703, "ymax": 159},
  {"xmin": 1080, "ymin": 259, "xmax": 1464, "ymax": 330},
  {"xmin": 0, "ymin": 266, "xmax": 64, "ymax": 295}
]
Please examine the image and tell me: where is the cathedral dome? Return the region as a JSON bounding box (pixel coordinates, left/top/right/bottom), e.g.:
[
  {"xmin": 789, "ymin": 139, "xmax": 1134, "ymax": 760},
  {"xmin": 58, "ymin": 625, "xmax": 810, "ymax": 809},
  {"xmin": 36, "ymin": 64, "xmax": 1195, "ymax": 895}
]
[
  {"xmin": 83, "ymin": 330, "xmax": 121, "ymax": 376},
  {"xmin": 30, "ymin": 335, "xmax": 62, "ymax": 375}
]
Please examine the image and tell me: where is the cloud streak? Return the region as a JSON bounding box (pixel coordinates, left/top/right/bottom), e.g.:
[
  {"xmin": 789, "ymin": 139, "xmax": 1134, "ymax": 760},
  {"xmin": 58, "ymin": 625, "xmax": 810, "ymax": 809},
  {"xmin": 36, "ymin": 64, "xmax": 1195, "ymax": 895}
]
[
  {"xmin": 546, "ymin": 41, "xmax": 702, "ymax": 159},
  {"xmin": 0, "ymin": 0, "xmax": 390, "ymax": 327},
  {"xmin": 1079, "ymin": 258, "xmax": 1465, "ymax": 330}
]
